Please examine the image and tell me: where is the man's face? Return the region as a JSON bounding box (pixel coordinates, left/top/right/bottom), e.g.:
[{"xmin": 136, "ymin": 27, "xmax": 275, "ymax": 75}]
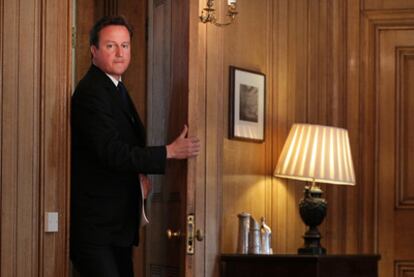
[{"xmin": 91, "ymin": 25, "xmax": 131, "ymax": 80}]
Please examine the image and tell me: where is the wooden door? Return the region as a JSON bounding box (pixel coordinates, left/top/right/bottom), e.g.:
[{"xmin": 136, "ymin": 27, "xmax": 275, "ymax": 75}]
[
  {"xmin": 146, "ymin": 0, "xmax": 205, "ymax": 276},
  {"xmin": 378, "ymin": 29, "xmax": 414, "ymax": 277},
  {"xmin": 363, "ymin": 11, "xmax": 414, "ymax": 277},
  {"xmin": 146, "ymin": 0, "xmax": 178, "ymax": 275}
]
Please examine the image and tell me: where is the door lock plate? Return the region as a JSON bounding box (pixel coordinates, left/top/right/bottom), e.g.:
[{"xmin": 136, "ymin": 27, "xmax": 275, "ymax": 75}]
[{"xmin": 186, "ymin": 214, "xmax": 195, "ymax": 254}]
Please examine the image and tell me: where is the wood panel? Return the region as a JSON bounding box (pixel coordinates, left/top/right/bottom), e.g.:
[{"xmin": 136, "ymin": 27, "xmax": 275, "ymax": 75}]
[
  {"xmin": 197, "ymin": 0, "xmax": 381, "ymax": 273},
  {"xmin": 0, "ymin": 0, "xmax": 71, "ymax": 276},
  {"xmin": 147, "ymin": 0, "xmax": 199, "ymax": 276},
  {"xmin": 272, "ymin": 0, "xmax": 309, "ymax": 254},
  {"xmin": 360, "ymin": 10, "xmax": 414, "ymax": 277},
  {"xmin": 104, "ymin": 0, "xmax": 119, "ymax": 15},
  {"xmin": 310, "ymin": 0, "xmax": 350, "ymax": 254},
  {"xmin": 146, "ymin": 0, "xmax": 173, "ymax": 274},
  {"xmin": 373, "ymin": 19, "xmax": 414, "ymax": 276},
  {"xmin": 270, "ymin": 0, "xmax": 360, "ymax": 255},
  {"xmin": 168, "ymin": 0, "xmax": 191, "ymax": 274},
  {"xmin": 1, "ymin": 0, "xmax": 41, "ymax": 276},
  {"xmin": 395, "ymin": 261, "xmax": 414, "ymax": 277},
  {"xmin": 188, "ymin": 0, "xmax": 207, "ymax": 276},
  {"xmin": 214, "ymin": 0, "xmax": 361, "ymax": 257},
  {"xmin": 220, "ymin": 0, "xmax": 271, "ymax": 254},
  {"xmin": 74, "ymin": 0, "xmax": 97, "ymax": 83},
  {"xmin": 363, "ymin": 0, "xmax": 414, "ymax": 11},
  {"xmin": 40, "ymin": 0, "xmax": 71, "ymax": 275},
  {"xmin": 193, "ymin": 0, "xmax": 229, "ymax": 275},
  {"xmin": 146, "ymin": 0, "xmax": 207, "ymax": 276},
  {"xmin": 346, "ymin": 0, "xmax": 364, "ymax": 255},
  {"xmin": 396, "ymin": 49, "xmax": 414, "ymax": 209}
]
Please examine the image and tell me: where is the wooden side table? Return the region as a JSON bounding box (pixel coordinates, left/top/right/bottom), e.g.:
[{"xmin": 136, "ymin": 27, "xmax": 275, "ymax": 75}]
[{"xmin": 221, "ymin": 254, "xmax": 380, "ymax": 277}]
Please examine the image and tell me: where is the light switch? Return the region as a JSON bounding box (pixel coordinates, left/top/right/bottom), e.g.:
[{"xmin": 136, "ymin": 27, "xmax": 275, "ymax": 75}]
[{"xmin": 45, "ymin": 212, "xmax": 59, "ymax": 232}]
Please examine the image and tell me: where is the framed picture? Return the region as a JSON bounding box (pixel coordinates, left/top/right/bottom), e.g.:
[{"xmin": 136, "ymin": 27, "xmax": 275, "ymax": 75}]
[{"xmin": 229, "ymin": 66, "xmax": 266, "ymax": 142}]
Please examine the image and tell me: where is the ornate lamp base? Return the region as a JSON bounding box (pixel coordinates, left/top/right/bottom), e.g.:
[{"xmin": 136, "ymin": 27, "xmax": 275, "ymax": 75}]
[
  {"xmin": 298, "ymin": 184, "xmax": 327, "ymax": 255},
  {"xmin": 298, "ymin": 225, "xmax": 326, "ymax": 254},
  {"xmin": 298, "ymin": 229, "xmax": 326, "ymax": 254}
]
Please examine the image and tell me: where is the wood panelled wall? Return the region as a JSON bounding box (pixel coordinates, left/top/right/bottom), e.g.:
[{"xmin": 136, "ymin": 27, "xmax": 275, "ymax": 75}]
[
  {"xmin": 212, "ymin": 0, "xmax": 360, "ymax": 255},
  {"xmin": 0, "ymin": 0, "xmax": 71, "ymax": 276},
  {"xmin": 199, "ymin": 0, "xmax": 414, "ymax": 276}
]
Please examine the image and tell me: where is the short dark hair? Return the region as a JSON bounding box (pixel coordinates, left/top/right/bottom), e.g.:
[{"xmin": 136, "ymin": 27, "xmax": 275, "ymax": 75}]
[{"xmin": 89, "ymin": 15, "xmax": 133, "ymax": 48}]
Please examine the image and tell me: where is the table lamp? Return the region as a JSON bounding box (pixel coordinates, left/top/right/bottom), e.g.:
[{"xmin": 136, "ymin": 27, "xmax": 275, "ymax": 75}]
[{"xmin": 274, "ymin": 124, "xmax": 355, "ymax": 254}]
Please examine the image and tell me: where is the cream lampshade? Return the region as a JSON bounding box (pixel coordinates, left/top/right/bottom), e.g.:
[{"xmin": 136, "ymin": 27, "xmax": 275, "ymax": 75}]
[{"xmin": 274, "ymin": 123, "xmax": 356, "ymax": 254}]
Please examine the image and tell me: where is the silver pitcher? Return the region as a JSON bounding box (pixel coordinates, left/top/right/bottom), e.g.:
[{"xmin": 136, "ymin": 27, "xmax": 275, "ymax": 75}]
[
  {"xmin": 237, "ymin": 212, "xmax": 250, "ymax": 254},
  {"xmin": 248, "ymin": 216, "xmax": 261, "ymax": 254},
  {"xmin": 260, "ymin": 217, "xmax": 272, "ymax": 254}
]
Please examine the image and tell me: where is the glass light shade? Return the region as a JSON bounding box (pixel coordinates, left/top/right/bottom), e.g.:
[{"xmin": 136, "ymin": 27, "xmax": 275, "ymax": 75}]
[{"xmin": 274, "ymin": 124, "xmax": 356, "ymax": 186}]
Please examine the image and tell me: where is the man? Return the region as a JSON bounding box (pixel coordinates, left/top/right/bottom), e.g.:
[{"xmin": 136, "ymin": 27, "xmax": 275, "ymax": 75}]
[{"xmin": 70, "ymin": 16, "xmax": 200, "ymax": 277}]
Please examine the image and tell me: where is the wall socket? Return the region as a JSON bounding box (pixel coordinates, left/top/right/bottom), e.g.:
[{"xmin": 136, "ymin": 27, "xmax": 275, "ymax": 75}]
[{"xmin": 45, "ymin": 212, "xmax": 59, "ymax": 232}]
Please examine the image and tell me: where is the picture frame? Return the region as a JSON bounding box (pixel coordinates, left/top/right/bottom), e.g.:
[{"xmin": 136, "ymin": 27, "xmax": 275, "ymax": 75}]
[{"xmin": 229, "ymin": 66, "xmax": 266, "ymax": 142}]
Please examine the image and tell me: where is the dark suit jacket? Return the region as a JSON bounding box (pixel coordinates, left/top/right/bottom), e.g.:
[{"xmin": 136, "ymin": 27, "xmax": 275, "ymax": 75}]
[{"xmin": 71, "ymin": 64, "xmax": 166, "ymax": 246}]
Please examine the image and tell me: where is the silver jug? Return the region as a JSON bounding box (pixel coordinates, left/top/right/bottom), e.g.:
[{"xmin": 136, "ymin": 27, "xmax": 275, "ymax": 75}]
[
  {"xmin": 260, "ymin": 217, "xmax": 272, "ymax": 254},
  {"xmin": 248, "ymin": 216, "xmax": 261, "ymax": 254},
  {"xmin": 237, "ymin": 212, "xmax": 250, "ymax": 254}
]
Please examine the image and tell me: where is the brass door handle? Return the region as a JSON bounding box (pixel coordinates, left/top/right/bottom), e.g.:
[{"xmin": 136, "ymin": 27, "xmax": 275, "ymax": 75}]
[
  {"xmin": 196, "ymin": 229, "xmax": 204, "ymax": 241},
  {"xmin": 166, "ymin": 215, "xmax": 204, "ymax": 254},
  {"xmin": 166, "ymin": 229, "xmax": 181, "ymax": 239}
]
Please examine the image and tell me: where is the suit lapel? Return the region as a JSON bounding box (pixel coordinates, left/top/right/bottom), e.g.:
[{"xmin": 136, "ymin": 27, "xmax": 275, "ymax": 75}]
[
  {"xmin": 113, "ymin": 86, "xmax": 146, "ymax": 141},
  {"xmin": 89, "ymin": 65, "xmax": 146, "ymax": 142}
]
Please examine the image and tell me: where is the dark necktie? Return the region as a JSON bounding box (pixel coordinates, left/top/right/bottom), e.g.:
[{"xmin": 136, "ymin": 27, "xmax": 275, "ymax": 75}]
[
  {"xmin": 117, "ymin": 81, "xmax": 130, "ymax": 109},
  {"xmin": 117, "ymin": 81, "xmax": 137, "ymax": 125}
]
